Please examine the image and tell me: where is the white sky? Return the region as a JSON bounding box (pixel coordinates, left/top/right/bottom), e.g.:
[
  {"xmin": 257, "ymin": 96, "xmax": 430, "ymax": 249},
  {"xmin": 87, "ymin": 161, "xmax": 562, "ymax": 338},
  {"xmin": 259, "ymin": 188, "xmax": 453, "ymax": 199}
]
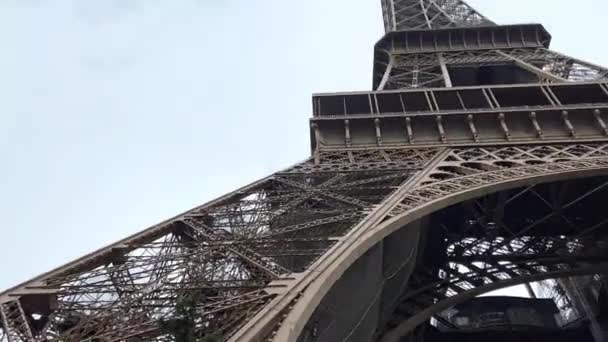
[{"xmin": 1, "ymin": 0, "xmax": 607, "ymax": 291}]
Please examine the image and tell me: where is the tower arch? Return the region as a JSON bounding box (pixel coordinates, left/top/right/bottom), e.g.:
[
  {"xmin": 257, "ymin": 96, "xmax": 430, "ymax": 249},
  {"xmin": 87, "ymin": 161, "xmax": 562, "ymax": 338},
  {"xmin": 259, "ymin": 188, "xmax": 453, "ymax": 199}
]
[{"xmin": 284, "ymin": 156, "xmax": 608, "ymax": 342}]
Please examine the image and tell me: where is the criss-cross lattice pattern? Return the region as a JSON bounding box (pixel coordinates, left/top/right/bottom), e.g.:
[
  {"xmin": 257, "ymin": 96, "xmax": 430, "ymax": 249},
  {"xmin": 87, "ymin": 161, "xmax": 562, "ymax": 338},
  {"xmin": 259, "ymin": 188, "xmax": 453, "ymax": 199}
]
[
  {"xmin": 286, "ymin": 148, "xmax": 439, "ymax": 173},
  {"xmin": 379, "ymin": 48, "xmax": 608, "ymax": 90},
  {"xmin": 382, "ymin": 54, "xmax": 446, "ymax": 89},
  {"xmin": 0, "ymin": 302, "xmax": 32, "ymax": 342},
  {"xmin": 4, "ymin": 145, "xmax": 608, "ymax": 342},
  {"xmin": 422, "ymin": 143, "xmax": 608, "ymax": 184},
  {"xmin": 290, "ymin": 150, "xmax": 608, "ymax": 342},
  {"xmin": 5, "ymin": 1, "xmax": 608, "ymax": 342},
  {"xmin": 388, "ymin": 144, "xmax": 608, "ymax": 216},
  {"xmin": 381, "ymin": 0, "xmax": 494, "ymax": 32},
  {"xmin": 382, "ymin": 177, "xmax": 608, "ymax": 336},
  {"xmin": 0, "ymin": 150, "xmax": 427, "ymax": 342}
]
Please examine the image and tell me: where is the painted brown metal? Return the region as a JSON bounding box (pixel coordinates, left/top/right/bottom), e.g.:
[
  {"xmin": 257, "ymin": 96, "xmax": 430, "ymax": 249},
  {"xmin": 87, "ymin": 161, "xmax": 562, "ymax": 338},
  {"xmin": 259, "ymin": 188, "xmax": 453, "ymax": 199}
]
[{"xmin": 2, "ymin": 1, "xmax": 608, "ymax": 342}]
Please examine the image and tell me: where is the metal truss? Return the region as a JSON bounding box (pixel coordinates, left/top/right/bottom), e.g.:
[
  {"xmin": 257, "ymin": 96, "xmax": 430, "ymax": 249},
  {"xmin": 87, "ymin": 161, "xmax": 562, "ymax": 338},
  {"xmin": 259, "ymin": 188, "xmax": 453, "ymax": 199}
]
[
  {"xmin": 378, "ymin": 48, "xmax": 608, "ymax": 90},
  {"xmin": 0, "ymin": 302, "xmax": 33, "ymax": 342},
  {"xmin": 243, "ymin": 145, "xmax": 608, "ymax": 342},
  {"xmin": 381, "ymin": 0, "xmax": 493, "ymax": 32},
  {"xmin": 392, "ymin": 143, "xmax": 608, "ymax": 215},
  {"xmin": 0, "ymin": 149, "xmax": 441, "ymax": 342},
  {"xmin": 285, "ymin": 148, "xmax": 438, "ymax": 173},
  {"xmin": 4, "ymin": 2, "xmax": 608, "ymax": 342},
  {"xmin": 380, "ymin": 174, "xmax": 608, "ymax": 340},
  {"xmin": 379, "ymin": 53, "xmax": 446, "ymax": 89},
  {"xmin": 421, "ymin": 143, "xmax": 608, "ymax": 186},
  {"xmin": 3, "ymin": 148, "xmax": 608, "ymax": 342}
]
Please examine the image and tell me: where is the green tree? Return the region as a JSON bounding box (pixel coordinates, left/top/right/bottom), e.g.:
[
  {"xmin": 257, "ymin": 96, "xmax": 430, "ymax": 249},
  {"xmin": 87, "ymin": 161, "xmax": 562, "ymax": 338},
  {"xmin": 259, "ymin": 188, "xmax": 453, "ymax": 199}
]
[{"xmin": 159, "ymin": 292, "xmax": 222, "ymax": 342}]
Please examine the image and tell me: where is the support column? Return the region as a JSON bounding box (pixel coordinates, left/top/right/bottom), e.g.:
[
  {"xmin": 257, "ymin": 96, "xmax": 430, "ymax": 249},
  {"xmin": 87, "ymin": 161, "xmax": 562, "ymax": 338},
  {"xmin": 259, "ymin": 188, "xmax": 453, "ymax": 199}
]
[
  {"xmin": 437, "ymin": 53, "xmax": 452, "ymax": 87},
  {"xmin": 378, "ymin": 55, "xmax": 395, "ymax": 91}
]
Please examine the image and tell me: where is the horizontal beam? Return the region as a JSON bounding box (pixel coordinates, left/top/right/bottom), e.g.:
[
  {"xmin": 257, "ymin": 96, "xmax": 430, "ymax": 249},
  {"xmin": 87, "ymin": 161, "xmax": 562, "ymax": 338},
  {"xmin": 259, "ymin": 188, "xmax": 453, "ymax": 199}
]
[
  {"xmin": 309, "ymin": 82, "xmax": 608, "ymax": 150},
  {"xmin": 376, "ymin": 24, "xmax": 550, "ymax": 54},
  {"xmin": 310, "ymin": 107, "xmax": 608, "ymax": 150},
  {"xmin": 314, "ymin": 82, "xmax": 608, "ymax": 117},
  {"xmin": 448, "ymin": 254, "xmax": 608, "ymax": 264}
]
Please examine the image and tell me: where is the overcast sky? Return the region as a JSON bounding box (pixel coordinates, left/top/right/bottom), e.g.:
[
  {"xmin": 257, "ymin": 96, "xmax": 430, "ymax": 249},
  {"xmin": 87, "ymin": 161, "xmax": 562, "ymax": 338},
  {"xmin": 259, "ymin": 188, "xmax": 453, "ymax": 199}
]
[{"xmin": 1, "ymin": 0, "xmax": 607, "ymax": 291}]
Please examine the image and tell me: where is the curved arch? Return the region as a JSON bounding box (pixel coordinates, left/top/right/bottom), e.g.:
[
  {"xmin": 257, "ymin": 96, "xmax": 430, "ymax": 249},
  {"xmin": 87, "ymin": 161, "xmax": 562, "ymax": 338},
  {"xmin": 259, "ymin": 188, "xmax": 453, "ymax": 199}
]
[
  {"xmin": 379, "ymin": 264, "xmax": 608, "ymax": 342},
  {"xmin": 274, "ymin": 158, "xmax": 608, "ymax": 342}
]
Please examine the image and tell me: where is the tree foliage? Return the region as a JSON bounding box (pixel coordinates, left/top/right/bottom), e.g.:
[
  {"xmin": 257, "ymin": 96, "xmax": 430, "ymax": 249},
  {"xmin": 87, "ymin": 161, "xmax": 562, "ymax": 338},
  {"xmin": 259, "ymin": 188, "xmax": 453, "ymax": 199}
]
[{"xmin": 159, "ymin": 292, "xmax": 222, "ymax": 342}]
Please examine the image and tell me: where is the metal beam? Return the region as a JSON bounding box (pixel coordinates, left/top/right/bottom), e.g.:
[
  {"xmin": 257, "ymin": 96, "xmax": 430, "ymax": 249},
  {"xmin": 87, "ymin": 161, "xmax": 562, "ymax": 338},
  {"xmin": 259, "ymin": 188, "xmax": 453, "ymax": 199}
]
[
  {"xmin": 437, "ymin": 53, "xmax": 453, "ymax": 87},
  {"xmin": 378, "ymin": 55, "xmax": 396, "ymax": 91},
  {"xmin": 495, "ymin": 50, "xmax": 569, "ymax": 83}
]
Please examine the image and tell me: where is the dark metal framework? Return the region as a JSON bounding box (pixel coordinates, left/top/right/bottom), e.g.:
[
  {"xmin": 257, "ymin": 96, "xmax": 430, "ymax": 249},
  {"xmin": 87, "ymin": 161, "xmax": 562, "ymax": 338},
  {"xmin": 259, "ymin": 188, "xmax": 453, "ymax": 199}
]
[
  {"xmin": 3, "ymin": 1, "xmax": 608, "ymax": 342},
  {"xmin": 0, "ymin": 150, "xmax": 439, "ymax": 341},
  {"xmin": 380, "ymin": 159, "xmax": 608, "ymax": 340},
  {"xmin": 376, "ymin": 48, "xmax": 608, "ymax": 90},
  {"xmin": 381, "ymin": 0, "xmax": 493, "ymax": 32}
]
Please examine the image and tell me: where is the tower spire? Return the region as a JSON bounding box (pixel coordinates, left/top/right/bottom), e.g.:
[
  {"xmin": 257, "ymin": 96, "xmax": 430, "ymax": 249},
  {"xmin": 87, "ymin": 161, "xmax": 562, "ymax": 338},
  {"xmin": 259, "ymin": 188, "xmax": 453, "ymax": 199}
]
[{"xmin": 381, "ymin": 0, "xmax": 494, "ymax": 32}]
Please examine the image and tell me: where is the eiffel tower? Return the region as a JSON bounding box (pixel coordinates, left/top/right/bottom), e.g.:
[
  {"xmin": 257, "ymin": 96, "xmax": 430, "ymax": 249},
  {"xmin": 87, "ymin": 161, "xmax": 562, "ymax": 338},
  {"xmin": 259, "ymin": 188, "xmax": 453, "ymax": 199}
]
[{"xmin": 3, "ymin": 1, "xmax": 608, "ymax": 341}]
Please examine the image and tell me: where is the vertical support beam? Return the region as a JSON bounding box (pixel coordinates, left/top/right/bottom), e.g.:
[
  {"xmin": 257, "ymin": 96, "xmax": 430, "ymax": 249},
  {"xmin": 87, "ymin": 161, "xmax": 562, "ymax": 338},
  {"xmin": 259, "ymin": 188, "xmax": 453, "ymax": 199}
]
[
  {"xmin": 498, "ymin": 113, "xmax": 511, "ymax": 141},
  {"xmin": 375, "ymin": 119, "xmax": 384, "ymax": 146},
  {"xmin": 311, "ymin": 123, "xmax": 322, "ymax": 164},
  {"xmin": 437, "ymin": 53, "xmax": 453, "ymax": 87},
  {"xmin": 405, "ymin": 117, "xmax": 414, "ymax": 143},
  {"xmin": 436, "ymin": 115, "xmax": 447, "ymax": 143},
  {"xmin": 594, "ymin": 109, "xmax": 608, "ymax": 136},
  {"xmin": 561, "ymin": 110, "xmax": 576, "ymax": 138},
  {"xmin": 344, "ymin": 120, "xmax": 352, "ymax": 147},
  {"xmin": 378, "ymin": 55, "xmax": 395, "ymax": 91},
  {"xmin": 390, "ymin": 0, "xmax": 397, "ymax": 31},
  {"xmin": 466, "ymin": 115, "xmax": 479, "ymax": 142},
  {"xmin": 381, "ymin": 0, "xmax": 397, "ymax": 32},
  {"xmin": 530, "ymin": 112, "xmax": 544, "ymax": 139}
]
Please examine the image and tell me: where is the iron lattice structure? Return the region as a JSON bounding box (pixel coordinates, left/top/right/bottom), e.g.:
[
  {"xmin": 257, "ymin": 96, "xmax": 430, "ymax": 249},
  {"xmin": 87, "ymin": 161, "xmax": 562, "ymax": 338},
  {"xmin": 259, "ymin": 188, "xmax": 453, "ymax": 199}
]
[
  {"xmin": 380, "ymin": 0, "xmax": 493, "ymax": 31},
  {"xmin": 3, "ymin": 1, "xmax": 608, "ymax": 342}
]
